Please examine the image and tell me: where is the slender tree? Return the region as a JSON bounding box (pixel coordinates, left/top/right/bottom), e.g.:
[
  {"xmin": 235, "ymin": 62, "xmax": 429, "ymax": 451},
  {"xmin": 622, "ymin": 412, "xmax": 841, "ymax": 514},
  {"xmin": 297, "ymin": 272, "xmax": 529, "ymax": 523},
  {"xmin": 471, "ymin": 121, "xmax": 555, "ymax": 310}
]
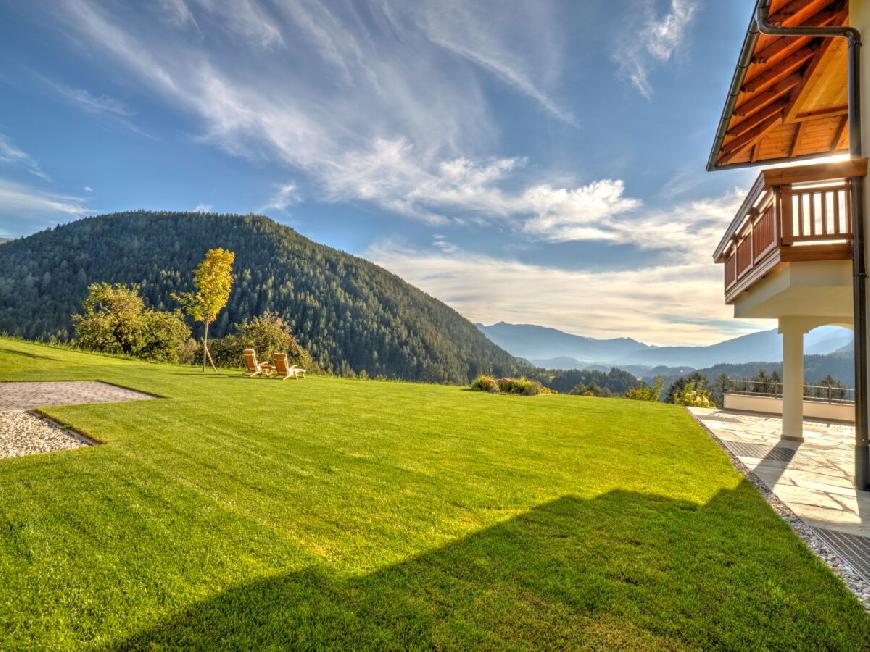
[{"xmin": 174, "ymin": 248, "xmax": 235, "ymax": 371}]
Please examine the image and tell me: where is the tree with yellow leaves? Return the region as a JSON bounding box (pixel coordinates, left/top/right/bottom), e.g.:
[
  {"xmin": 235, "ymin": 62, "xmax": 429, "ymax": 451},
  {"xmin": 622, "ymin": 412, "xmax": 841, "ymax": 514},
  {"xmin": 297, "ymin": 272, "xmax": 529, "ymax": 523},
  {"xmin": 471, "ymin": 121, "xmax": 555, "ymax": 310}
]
[{"xmin": 174, "ymin": 248, "xmax": 235, "ymax": 371}]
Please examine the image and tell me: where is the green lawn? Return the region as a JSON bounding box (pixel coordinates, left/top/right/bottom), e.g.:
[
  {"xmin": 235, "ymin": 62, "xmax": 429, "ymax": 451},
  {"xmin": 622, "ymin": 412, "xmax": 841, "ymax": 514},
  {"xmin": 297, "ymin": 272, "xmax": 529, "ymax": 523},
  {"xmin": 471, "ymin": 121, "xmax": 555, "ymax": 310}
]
[{"xmin": 0, "ymin": 338, "xmax": 867, "ymax": 650}]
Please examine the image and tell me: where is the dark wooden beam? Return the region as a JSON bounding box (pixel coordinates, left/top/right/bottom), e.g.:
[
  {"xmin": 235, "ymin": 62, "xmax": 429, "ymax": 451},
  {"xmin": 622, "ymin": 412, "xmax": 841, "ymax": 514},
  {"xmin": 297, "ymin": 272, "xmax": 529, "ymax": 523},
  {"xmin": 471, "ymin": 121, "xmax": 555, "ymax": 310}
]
[
  {"xmin": 771, "ymin": 0, "xmax": 843, "ymax": 26},
  {"xmin": 831, "ymin": 114, "xmax": 848, "ymax": 149},
  {"xmin": 789, "ymin": 121, "xmax": 804, "ymax": 157},
  {"xmin": 753, "ymin": 6, "xmax": 844, "ymax": 62},
  {"xmin": 726, "ymin": 97, "xmax": 790, "ymax": 139},
  {"xmin": 734, "ymin": 73, "xmax": 802, "ymax": 116},
  {"xmin": 742, "ymin": 46, "xmax": 817, "ymax": 93},
  {"xmin": 795, "ymin": 106, "xmax": 848, "ymax": 121},
  {"xmin": 720, "ymin": 113, "xmax": 784, "ymax": 161}
]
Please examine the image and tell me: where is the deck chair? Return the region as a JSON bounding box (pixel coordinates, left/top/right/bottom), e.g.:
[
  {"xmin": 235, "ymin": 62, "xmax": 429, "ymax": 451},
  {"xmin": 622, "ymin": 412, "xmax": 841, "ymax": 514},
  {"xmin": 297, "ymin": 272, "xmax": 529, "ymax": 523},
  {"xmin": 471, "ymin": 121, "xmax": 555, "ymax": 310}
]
[
  {"xmin": 242, "ymin": 349, "xmax": 267, "ymax": 376},
  {"xmin": 272, "ymin": 352, "xmax": 305, "ymax": 380}
]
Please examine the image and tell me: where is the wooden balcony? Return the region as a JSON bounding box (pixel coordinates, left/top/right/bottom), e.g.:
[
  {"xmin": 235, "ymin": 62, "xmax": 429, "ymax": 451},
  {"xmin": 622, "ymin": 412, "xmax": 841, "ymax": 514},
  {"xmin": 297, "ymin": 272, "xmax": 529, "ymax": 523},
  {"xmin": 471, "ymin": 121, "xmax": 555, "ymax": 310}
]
[{"xmin": 714, "ymin": 159, "xmax": 867, "ymax": 304}]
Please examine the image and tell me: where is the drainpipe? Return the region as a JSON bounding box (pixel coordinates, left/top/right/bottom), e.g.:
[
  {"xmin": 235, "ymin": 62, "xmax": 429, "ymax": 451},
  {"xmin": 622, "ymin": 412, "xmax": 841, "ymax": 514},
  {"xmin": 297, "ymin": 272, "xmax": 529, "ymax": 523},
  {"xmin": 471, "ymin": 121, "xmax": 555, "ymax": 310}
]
[{"xmin": 755, "ymin": 0, "xmax": 870, "ymax": 490}]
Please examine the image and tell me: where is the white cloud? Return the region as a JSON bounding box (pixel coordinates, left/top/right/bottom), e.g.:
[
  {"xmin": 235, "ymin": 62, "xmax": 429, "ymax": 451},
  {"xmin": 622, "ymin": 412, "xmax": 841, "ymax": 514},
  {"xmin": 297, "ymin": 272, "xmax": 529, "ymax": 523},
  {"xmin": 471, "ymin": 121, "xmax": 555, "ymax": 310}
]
[
  {"xmin": 614, "ymin": 0, "xmax": 698, "ymax": 98},
  {"xmin": 419, "ymin": 0, "xmax": 574, "ymax": 125},
  {"xmin": 49, "ymin": 82, "xmax": 132, "ymax": 117},
  {"xmin": 366, "ymin": 241, "xmax": 760, "ymax": 347},
  {"xmin": 0, "ymin": 134, "xmax": 49, "ymax": 181},
  {"xmin": 84, "ymin": 185, "xmax": 94, "ymax": 192},
  {"xmin": 47, "ymin": 1, "xmax": 577, "ymax": 224},
  {"xmin": 520, "ymin": 180, "xmax": 642, "ymax": 241},
  {"xmin": 0, "ymin": 178, "xmax": 89, "ymax": 236},
  {"xmin": 193, "ymin": 202, "xmax": 212, "ymax": 212},
  {"xmin": 156, "ymin": 0, "xmax": 197, "ymax": 29},
  {"xmin": 260, "ymin": 182, "xmax": 300, "ymax": 213}
]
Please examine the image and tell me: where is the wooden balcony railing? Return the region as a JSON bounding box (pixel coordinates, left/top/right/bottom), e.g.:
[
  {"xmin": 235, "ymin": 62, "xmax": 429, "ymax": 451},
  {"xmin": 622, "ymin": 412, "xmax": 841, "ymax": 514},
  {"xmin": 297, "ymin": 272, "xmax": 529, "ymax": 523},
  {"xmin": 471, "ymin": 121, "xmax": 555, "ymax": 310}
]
[{"xmin": 714, "ymin": 159, "xmax": 867, "ymax": 303}]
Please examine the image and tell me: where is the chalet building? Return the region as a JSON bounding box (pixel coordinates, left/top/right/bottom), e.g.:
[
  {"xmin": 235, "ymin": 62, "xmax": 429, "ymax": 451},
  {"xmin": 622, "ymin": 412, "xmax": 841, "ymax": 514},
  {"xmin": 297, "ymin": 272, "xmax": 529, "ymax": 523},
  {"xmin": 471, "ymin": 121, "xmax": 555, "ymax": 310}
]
[{"xmin": 709, "ymin": 0, "xmax": 870, "ymax": 488}]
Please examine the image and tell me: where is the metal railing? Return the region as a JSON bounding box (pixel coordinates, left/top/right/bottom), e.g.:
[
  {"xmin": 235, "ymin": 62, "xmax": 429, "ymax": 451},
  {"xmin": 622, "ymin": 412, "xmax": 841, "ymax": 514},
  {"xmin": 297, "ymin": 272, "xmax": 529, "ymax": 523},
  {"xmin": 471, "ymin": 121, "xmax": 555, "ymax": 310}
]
[{"xmin": 728, "ymin": 378, "xmax": 855, "ymax": 404}]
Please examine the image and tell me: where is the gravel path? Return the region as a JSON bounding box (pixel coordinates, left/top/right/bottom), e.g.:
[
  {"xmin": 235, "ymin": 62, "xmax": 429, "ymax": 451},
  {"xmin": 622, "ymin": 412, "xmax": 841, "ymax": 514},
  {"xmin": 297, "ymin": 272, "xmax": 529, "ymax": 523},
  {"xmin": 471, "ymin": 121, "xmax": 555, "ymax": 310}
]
[
  {"xmin": 0, "ymin": 410, "xmax": 93, "ymax": 459},
  {"xmin": 0, "ymin": 381, "xmax": 156, "ymax": 460},
  {"xmin": 0, "ymin": 381, "xmax": 155, "ymax": 410}
]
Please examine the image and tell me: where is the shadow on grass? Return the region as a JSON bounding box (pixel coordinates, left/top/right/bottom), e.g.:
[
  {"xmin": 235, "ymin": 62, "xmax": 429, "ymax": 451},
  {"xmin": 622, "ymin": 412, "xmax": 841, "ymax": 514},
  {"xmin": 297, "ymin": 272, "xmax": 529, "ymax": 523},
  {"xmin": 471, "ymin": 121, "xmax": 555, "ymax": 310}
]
[
  {"xmin": 0, "ymin": 346, "xmax": 55, "ymax": 360},
  {"xmin": 110, "ymin": 486, "xmax": 869, "ymax": 651}
]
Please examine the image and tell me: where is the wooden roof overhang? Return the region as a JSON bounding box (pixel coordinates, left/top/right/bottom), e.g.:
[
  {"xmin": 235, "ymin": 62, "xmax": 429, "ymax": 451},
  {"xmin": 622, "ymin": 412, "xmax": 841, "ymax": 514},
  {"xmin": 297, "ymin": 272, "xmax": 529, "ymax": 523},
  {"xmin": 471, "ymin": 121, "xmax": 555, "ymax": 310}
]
[{"xmin": 708, "ymin": 0, "xmax": 851, "ymax": 171}]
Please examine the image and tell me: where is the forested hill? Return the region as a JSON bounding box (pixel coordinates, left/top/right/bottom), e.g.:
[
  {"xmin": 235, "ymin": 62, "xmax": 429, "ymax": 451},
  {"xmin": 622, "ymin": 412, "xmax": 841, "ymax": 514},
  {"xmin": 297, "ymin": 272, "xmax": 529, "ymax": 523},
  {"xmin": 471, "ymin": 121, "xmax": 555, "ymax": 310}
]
[{"xmin": 0, "ymin": 211, "xmax": 527, "ymax": 383}]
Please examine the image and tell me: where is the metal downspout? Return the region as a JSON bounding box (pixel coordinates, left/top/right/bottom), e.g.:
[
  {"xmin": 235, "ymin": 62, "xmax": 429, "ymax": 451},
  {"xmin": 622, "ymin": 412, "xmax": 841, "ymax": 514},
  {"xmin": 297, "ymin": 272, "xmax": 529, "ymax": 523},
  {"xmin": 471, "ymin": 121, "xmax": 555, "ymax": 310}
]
[{"xmin": 755, "ymin": 0, "xmax": 870, "ymax": 490}]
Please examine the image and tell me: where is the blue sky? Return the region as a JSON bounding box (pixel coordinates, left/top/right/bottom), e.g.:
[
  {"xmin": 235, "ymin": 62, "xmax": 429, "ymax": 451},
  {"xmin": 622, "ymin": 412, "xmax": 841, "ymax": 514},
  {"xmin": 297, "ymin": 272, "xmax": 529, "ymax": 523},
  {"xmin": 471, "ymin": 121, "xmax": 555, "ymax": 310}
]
[{"xmin": 0, "ymin": 0, "xmax": 767, "ymax": 345}]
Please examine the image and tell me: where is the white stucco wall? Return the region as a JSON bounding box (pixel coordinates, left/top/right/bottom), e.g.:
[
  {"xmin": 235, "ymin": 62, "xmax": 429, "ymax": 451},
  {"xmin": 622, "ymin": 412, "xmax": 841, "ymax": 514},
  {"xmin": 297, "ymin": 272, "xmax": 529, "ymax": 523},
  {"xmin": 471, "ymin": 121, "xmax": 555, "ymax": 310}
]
[{"xmin": 724, "ymin": 393, "xmax": 855, "ymax": 423}]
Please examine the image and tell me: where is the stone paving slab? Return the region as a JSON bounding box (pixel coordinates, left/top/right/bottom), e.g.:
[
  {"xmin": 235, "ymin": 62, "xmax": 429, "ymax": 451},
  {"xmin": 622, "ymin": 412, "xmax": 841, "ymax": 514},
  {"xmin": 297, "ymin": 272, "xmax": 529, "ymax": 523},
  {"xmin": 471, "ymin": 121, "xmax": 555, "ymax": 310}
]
[
  {"xmin": 689, "ymin": 407, "xmax": 870, "ymax": 607},
  {"xmin": 0, "ymin": 381, "xmax": 156, "ymax": 410},
  {"xmin": 690, "ymin": 407, "xmax": 870, "ymax": 537}
]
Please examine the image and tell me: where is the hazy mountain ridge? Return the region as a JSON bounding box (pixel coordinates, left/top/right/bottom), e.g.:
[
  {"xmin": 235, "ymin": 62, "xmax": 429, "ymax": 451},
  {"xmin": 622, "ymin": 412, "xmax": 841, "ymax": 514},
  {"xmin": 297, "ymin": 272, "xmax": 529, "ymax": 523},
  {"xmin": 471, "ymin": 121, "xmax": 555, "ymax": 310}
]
[
  {"xmin": 478, "ymin": 321, "xmax": 853, "ymax": 370},
  {"xmin": 0, "ymin": 212, "xmax": 527, "ymax": 383}
]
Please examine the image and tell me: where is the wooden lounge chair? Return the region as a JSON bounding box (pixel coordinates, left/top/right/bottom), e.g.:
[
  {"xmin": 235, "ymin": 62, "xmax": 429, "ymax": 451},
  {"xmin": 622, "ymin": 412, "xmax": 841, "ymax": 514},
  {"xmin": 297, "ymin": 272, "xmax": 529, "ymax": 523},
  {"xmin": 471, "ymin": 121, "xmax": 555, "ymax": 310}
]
[
  {"xmin": 242, "ymin": 349, "xmax": 269, "ymax": 376},
  {"xmin": 272, "ymin": 352, "xmax": 305, "ymax": 380}
]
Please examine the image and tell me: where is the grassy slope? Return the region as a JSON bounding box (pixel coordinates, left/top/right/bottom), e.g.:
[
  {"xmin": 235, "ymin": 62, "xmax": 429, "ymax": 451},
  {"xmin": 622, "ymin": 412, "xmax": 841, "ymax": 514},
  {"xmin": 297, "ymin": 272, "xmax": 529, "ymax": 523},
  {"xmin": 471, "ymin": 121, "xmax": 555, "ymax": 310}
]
[{"xmin": 0, "ymin": 338, "xmax": 867, "ymax": 650}]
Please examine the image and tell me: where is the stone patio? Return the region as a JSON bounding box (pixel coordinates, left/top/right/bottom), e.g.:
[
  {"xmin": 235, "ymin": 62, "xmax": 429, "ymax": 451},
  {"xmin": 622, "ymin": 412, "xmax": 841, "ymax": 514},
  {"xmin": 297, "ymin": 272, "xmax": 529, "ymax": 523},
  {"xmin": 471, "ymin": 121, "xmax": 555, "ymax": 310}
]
[
  {"xmin": 690, "ymin": 408, "xmax": 870, "ymax": 537},
  {"xmin": 691, "ymin": 407, "xmax": 870, "ymax": 605}
]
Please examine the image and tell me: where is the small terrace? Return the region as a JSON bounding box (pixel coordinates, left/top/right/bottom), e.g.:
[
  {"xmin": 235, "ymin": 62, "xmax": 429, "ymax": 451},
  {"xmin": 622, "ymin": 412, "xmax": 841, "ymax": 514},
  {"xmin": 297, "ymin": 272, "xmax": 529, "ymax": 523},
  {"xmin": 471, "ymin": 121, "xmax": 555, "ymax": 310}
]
[{"xmin": 714, "ymin": 159, "xmax": 866, "ymax": 304}]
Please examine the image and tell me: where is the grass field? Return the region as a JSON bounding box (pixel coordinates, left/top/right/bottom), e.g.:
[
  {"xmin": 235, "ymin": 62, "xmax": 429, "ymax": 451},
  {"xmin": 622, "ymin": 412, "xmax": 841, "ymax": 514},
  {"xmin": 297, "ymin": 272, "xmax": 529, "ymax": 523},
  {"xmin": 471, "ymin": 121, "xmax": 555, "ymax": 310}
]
[{"xmin": 0, "ymin": 337, "xmax": 868, "ymax": 650}]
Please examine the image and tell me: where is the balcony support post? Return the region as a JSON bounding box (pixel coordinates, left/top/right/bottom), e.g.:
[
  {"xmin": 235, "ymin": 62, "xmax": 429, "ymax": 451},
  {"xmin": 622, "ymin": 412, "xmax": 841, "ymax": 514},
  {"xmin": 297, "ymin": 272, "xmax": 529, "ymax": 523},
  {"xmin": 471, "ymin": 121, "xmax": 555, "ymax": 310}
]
[{"xmin": 779, "ymin": 318, "xmax": 805, "ymax": 442}]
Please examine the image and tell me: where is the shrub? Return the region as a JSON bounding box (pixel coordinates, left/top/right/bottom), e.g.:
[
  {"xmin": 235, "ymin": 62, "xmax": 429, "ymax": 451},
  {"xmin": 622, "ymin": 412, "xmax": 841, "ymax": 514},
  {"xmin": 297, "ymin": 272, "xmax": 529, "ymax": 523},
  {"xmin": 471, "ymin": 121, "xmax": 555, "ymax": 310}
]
[
  {"xmin": 625, "ymin": 376, "xmax": 665, "ymax": 402},
  {"xmin": 470, "ymin": 375, "xmax": 499, "ymax": 392},
  {"xmin": 496, "ymin": 377, "xmax": 541, "ymax": 396},
  {"xmin": 138, "ymin": 309, "xmax": 192, "ymax": 362},
  {"xmin": 235, "ymin": 311, "xmax": 312, "ymax": 370},
  {"xmin": 73, "ymin": 283, "xmax": 190, "ymax": 362},
  {"xmin": 672, "ymin": 381, "xmax": 715, "ymax": 408},
  {"xmin": 569, "ymin": 383, "xmax": 612, "ymax": 397}
]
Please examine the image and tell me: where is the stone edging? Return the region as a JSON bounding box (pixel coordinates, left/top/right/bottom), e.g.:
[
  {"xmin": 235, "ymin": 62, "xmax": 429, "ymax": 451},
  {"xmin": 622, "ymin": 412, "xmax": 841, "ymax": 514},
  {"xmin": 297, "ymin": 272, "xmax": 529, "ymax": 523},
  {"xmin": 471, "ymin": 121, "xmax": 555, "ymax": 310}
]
[{"xmin": 687, "ymin": 409, "xmax": 870, "ymax": 611}]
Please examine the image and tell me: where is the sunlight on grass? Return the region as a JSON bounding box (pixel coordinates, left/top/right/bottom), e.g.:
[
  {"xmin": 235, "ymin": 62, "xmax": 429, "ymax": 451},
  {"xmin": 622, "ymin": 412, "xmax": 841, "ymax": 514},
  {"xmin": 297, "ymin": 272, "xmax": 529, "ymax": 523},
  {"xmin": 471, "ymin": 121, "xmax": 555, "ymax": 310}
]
[{"xmin": 0, "ymin": 338, "xmax": 867, "ymax": 649}]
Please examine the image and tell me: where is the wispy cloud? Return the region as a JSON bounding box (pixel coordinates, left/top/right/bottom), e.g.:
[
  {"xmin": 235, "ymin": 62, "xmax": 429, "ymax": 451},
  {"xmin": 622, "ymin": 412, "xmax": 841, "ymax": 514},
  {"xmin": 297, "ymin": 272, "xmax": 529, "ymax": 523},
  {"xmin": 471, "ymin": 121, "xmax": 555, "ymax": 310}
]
[
  {"xmin": 419, "ymin": 1, "xmax": 575, "ymax": 125},
  {"xmin": 614, "ymin": 0, "xmax": 698, "ymax": 98},
  {"xmin": 0, "ymin": 178, "xmax": 89, "ymax": 236},
  {"xmin": 47, "ymin": 0, "xmax": 576, "ymax": 224},
  {"xmin": 49, "ymin": 82, "xmax": 132, "ymax": 117},
  {"xmin": 193, "ymin": 202, "xmax": 212, "ymax": 212},
  {"xmin": 44, "ymin": 78, "xmax": 150, "ymax": 136},
  {"xmin": 260, "ymin": 182, "xmax": 300, "ymax": 213},
  {"xmin": 367, "ymin": 240, "xmax": 760, "ymax": 347},
  {"xmin": 0, "ymin": 133, "xmax": 49, "ymax": 180}
]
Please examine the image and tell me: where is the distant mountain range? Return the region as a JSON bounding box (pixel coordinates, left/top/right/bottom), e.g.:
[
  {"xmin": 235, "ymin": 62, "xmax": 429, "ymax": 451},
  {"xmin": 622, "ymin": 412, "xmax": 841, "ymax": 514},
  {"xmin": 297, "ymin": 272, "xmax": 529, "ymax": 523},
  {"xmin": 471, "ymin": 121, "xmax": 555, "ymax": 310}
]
[{"xmin": 477, "ymin": 322, "xmax": 853, "ymax": 370}]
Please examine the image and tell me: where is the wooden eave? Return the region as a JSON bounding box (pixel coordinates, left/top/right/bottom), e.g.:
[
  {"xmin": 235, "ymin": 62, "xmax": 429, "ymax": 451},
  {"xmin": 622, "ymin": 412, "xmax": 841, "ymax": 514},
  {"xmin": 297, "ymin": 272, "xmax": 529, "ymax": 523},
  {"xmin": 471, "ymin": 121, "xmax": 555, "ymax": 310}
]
[{"xmin": 708, "ymin": 0, "xmax": 850, "ymax": 171}]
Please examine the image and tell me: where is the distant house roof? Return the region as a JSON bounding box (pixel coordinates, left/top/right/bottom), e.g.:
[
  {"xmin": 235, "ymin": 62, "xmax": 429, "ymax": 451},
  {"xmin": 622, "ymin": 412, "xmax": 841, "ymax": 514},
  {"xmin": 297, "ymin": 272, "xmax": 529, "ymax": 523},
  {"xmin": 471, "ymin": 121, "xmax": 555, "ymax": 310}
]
[{"xmin": 708, "ymin": 0, "xmax": 849, "ymax": 171}]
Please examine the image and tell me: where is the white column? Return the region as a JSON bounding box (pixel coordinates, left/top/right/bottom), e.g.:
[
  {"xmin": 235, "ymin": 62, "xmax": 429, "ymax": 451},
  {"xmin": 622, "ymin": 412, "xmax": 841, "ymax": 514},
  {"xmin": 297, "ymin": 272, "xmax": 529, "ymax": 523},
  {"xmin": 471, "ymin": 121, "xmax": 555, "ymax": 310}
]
[{"xmin": 779, "ymin": 318, "xmax": 805, "ymax": 441}]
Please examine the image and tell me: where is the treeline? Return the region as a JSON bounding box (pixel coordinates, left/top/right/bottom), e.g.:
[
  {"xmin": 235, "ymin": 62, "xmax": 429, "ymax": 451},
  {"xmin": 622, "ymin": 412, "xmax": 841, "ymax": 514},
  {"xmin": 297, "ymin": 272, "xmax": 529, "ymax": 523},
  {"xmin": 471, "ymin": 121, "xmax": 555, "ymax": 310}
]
[{"xmin": 0, "ymin": 211, "xmax": 527, "ymax": 384}]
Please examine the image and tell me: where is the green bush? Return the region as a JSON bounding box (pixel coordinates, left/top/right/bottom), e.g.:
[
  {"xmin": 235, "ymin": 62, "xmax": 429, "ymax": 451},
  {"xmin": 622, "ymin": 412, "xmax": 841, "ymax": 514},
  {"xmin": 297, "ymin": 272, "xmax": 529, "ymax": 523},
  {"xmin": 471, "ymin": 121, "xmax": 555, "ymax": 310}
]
[
  {"xmin": 625, "ymin": 376, "xmax": 665, "ymax": 402},
  {"xmin": 197, "ymin": 311, "xmax": 315, "ymax": 370},
  {"xmin": 672, "ymin": 381, "xmax": 715, "ymax": 408},
  {"xmin": 470, "ymin": 375, "xmax": 499, "ymax": 392},
  {"xmin": 496, "ymin": 377, "xmax": 541, "ymax": 396},
  {"xmin": 72, "ymin": 283, "xmax": 190, "ymax": 363}
]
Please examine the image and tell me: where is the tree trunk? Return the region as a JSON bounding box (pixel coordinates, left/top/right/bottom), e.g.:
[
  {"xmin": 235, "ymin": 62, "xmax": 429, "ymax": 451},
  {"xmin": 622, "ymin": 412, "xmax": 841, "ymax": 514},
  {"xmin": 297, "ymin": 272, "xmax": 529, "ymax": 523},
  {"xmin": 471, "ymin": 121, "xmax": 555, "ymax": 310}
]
[
  {"xmin": 202, "ymin": 321, "xmax": 209, "ymax": 372},
  {"xmin": 202, "ymin": 320, "xmax": 217, "ymax": 372}
]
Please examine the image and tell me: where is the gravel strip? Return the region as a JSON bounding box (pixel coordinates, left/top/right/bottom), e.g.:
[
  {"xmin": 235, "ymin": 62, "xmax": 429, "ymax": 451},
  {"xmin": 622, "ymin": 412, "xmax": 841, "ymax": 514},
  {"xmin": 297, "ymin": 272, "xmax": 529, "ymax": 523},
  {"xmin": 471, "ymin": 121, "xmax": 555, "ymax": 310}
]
[
  {"xmin": 689, "ymin": 409, "xmax": 870, "ymax": 610},
  {"xmin": 0, "ymin": 410, "xmax": 94, "ymax": 460},
  {"xmin": 0, "ymin": 381, "xmax": 156, "ymax": 411}
]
